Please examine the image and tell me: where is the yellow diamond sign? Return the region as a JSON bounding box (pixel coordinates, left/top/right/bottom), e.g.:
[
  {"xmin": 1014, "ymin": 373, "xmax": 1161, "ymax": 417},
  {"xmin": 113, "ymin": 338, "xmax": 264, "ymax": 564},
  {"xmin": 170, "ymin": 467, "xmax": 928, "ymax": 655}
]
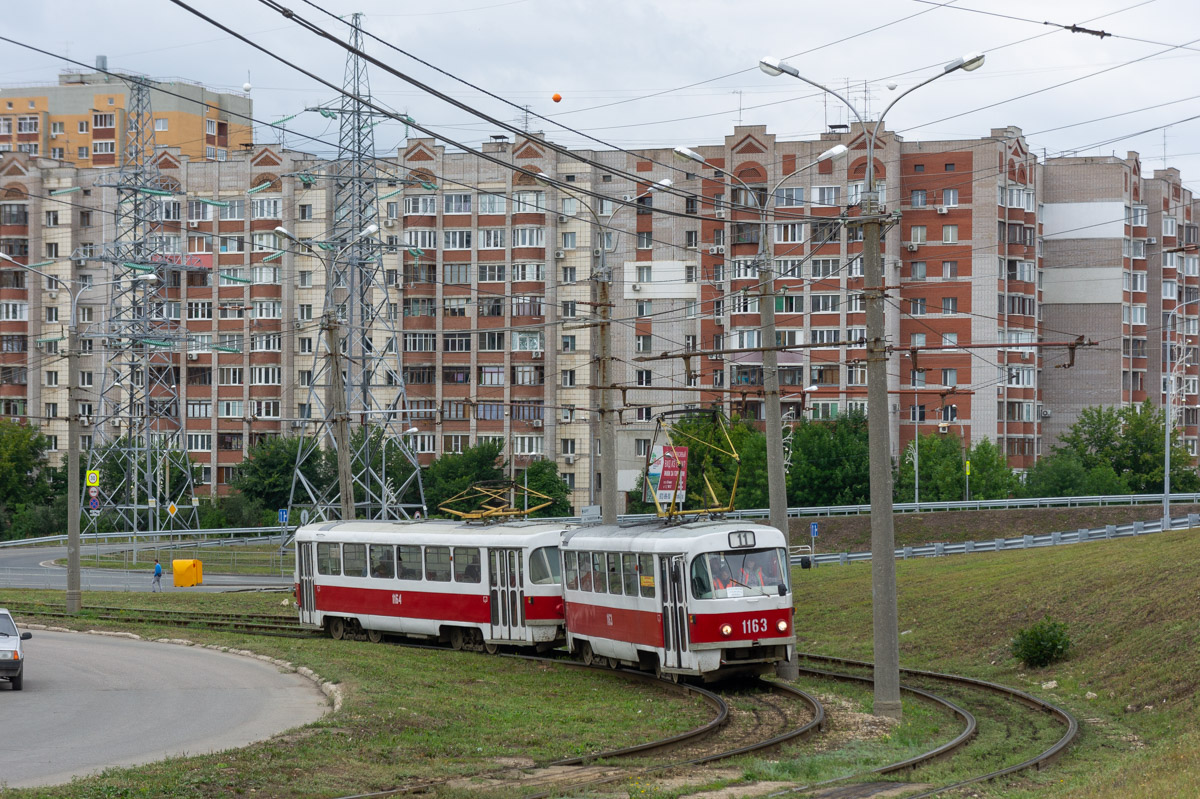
[{"xmin": 167, "ymin": 503, "xmax": 178, "ymax": 517}]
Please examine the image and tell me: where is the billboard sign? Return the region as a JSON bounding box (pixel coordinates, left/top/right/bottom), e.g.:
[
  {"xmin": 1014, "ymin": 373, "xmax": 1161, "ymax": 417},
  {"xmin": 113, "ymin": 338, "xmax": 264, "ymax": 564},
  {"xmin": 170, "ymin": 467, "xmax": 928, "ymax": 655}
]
[{"xmin": 645, "ymin": 445, "xmax": 688, "ymax": 505}]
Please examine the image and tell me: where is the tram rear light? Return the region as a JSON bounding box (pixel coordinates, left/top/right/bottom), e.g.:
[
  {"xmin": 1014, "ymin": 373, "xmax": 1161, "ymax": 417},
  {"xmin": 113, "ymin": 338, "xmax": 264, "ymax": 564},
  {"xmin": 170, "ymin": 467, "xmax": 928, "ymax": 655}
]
[
  {"xmin": 720, "ymin": 624, "xmax": 733, "ymax": 637},
  {"xmin": 777, "ymin": 619, "xmax": 789, "ymax": 633}
]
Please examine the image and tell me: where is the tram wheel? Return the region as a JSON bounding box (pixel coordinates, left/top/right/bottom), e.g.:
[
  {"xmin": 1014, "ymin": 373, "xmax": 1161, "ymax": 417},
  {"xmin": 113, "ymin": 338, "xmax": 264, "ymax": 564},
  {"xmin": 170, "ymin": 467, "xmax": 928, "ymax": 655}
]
[
  {"xmin": 366, "ymin": 628, "xmax": 383, "ymax": 644},
  {"xmin": 484, "ymin": 642, "xmax": 500, "ymax": 655},
  {"xmin": 328, "ymin": 617, "xmax": 346, "ymax": 641},
  {"xmin": 580, "ymin": 641, "xmax": 595, "ymax": 666},
  {"xmin": 449, "ymin": 628, "xmax": 465, "ymax": 651}
]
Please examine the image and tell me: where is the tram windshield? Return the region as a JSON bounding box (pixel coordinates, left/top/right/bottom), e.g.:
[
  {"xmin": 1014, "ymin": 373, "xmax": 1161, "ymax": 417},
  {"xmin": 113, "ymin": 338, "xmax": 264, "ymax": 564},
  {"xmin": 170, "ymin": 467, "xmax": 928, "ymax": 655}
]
[
  {"xmin": 529, "ymin": 546, "xmax": 562, "ymax": 585},
  {"xmin": 690, "ymin": 548, "xmax": 789, "ymax": 599}
]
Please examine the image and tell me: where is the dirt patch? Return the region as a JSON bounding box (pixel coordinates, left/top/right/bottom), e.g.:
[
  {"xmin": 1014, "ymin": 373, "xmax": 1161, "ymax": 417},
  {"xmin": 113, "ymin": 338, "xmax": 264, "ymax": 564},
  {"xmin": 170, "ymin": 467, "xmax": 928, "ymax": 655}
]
[
  {"xmin": 809, "ymin": 693, "xmax": 900, "ymax": 751},
  {"xmin": 790, "ymin": 504, "xmax": 1200, "ymax": 554}
]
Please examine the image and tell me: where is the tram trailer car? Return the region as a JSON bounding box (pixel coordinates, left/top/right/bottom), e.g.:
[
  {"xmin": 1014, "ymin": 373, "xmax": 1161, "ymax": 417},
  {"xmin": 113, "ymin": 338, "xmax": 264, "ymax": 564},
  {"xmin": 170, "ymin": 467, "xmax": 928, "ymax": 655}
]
[
  {"xmin": 560, "ymin": 521, "xmax": 795, "ymax": 681},
  {"xmin": 295, "ymin": 520, "xmax": 568, "ymax": 651}
]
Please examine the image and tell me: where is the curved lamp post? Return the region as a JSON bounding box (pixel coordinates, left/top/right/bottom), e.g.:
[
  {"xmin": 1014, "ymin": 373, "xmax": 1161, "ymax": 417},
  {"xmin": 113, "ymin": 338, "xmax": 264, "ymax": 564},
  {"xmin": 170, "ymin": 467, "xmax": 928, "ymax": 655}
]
[{"xmin": 758, "ymin": 51, "xmax": 984, "ymax": 720}]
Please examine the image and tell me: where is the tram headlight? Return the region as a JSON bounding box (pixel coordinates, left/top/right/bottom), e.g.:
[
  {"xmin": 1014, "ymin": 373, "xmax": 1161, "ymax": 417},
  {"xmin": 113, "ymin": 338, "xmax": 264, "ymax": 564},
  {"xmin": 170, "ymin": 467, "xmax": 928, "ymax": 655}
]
[
  {"xmin": 777, "ymin": 619, "xmax": 789, "ymax": 633},
  {"xmin": 720, "ymin": 623, "xmax": 733, "ymax": 637}
]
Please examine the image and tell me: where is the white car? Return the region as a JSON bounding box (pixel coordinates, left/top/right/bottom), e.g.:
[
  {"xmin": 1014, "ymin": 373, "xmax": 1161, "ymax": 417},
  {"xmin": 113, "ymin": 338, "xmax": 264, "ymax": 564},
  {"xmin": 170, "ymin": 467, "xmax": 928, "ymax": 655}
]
[{"xmin": 0, "ymin": 608, "xmax": 31, "ymax": 691}]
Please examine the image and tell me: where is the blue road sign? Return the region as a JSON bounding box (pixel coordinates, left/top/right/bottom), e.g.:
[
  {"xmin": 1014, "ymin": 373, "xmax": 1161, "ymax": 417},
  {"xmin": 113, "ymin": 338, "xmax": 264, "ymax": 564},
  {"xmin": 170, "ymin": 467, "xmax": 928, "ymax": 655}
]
[
  {"xmin": 278, "ymin": 508, "xmax": 289, "ymax": 525},
  {"xmin": 810, "ymin": 521, "xmax": 818, "ymax": 538},
  {"xmin": 89, "ymin": 496, "xmax": 100, "ymax": 511}
]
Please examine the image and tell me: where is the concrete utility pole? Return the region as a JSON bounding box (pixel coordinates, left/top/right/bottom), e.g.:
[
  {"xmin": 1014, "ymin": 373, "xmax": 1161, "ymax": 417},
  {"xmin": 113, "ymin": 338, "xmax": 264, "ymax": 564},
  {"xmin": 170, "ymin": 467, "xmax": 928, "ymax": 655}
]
[
  {"xmin": 760, "ymin": 51, "xmax": 986, "ymax": 720},
  {"xmin": 598, "ymin": 255, "xmax": 619, "ymax": 525},
  {"xmin": 66, "ymin": 319, "xmax": 81, "ymax": 613}
]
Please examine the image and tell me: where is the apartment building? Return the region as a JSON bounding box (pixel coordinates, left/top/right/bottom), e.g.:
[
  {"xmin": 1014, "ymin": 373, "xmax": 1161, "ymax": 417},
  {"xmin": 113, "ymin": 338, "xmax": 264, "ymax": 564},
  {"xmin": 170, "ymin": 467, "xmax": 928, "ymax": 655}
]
[
  {"xmin": 1041, "ymin": 153, "xmax": 1200, "ymax": 454},
  {"xmin": 1, "ymin": 120, "xmax": 1053, "ymax": 515},
  {"xmin": 0, "ymin": 59, "xmax": 252, "ymax": 165}
]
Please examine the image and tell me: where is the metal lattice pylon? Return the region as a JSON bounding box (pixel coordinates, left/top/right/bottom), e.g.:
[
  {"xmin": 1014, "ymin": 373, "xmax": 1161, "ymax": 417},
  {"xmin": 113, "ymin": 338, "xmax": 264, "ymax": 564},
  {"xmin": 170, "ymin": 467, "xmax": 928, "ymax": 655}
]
[
  {"xmin": 289, "ymin": 14, "xmax": 425, "ymax": 522},
  {"xmin": 82, "ymin": 76, "xmax": 198, "ymax": 534}
]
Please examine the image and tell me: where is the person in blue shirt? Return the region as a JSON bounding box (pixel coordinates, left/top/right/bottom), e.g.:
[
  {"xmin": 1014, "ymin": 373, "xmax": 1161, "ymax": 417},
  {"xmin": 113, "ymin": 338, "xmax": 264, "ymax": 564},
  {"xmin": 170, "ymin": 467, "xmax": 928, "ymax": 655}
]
[{"xmin": 152, "ymin": 560, "xmax": 163, "ymax": 593}]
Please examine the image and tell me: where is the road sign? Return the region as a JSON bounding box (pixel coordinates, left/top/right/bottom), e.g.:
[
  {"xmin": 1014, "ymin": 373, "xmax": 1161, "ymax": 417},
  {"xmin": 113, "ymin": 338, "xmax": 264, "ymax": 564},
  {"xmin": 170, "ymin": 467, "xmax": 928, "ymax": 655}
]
[
  {"xmin": 278, "ymin": 508, "xmax": 289, "ymax": 525},
  {"xmin": 965, "ymin": 460, "xmax": 971, "ymax": 476},
  {"xmin": 85, "ymin": 470, "xmax": 100, "ymax": 487},
  {"xmin": 88, "ymin": 497, "xmax": 100, "ymax": 511},
  {"xmin": 167, "ymin": 503, "xmax": 178, "ymax": 517},
  {"xmin": 581, "ymin": 505, "xmax": 601, "ymax": 524},
  {"xmin": 88, "ymin": 486, "xmax": 99, "ymax": 498},
  {"xmin": 810, "ymin": 521, "xmax": 818, "ymax": 538},
  {"xmin": 88, "ymin": 509, "xmax": 100, "ymax": 518}
]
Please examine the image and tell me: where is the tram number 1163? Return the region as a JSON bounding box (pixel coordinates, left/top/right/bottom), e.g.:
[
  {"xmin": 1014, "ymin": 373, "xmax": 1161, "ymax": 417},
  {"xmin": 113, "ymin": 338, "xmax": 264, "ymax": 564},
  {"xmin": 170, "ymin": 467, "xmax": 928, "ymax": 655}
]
[{"xmin": 742, "ymin": 618, "xmax": 770, "ymax": 635}]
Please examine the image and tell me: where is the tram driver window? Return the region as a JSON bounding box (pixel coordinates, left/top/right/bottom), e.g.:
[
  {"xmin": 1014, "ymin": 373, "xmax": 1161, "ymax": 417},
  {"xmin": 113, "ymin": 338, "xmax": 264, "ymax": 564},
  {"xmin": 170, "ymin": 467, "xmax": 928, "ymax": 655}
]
[
  {"xmin": 397, "ymin": 545, "xmax": 422, "ymax": 580},
  {"xmin": 343, "ymin": 543, "xmax": 368, "ymax": 578},
  {"xmin": 529, "ymin": 546, "xmax": 561, "ymax": 585},
  {"xmin": 370, "ymin": 545, "xmax": 395, "ymax": 579},
  {"xmin": 316, "ymin": 542, "xmax": 341, "ymax": 575},
  {"xmin": 454, "ymin": 547, "xmax": 482, "ymax": 582},
  {"xmin": 426, "ymin": 546, "xmax": 452, "ymax": 581}
]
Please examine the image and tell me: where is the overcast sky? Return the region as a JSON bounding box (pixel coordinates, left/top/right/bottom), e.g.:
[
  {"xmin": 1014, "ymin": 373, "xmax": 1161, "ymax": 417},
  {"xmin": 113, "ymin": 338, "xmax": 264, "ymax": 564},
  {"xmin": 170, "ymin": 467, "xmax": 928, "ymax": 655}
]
[{"xmin": 4, "ymin": 0, "xmax": 1199, "ymax": 186}]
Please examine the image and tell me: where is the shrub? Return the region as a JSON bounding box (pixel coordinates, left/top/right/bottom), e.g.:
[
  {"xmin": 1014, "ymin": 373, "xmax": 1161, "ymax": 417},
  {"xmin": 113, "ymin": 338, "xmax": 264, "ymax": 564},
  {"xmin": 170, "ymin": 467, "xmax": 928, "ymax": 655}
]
[{"xmin": 1011, "ymin": 618, "xmax": 1071, "ymax": 669}]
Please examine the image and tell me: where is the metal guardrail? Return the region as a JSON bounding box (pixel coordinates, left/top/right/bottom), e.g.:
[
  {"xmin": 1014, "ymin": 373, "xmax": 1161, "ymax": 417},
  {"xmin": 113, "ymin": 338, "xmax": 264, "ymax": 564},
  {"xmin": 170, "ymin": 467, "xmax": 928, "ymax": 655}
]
[
  {"xmin": 0, "ymin": 527, "xmax": 292, "ymax": 550},
  {"xmin": 798, "ymin": 512, "xmax": 1200, "ymax": 567}
]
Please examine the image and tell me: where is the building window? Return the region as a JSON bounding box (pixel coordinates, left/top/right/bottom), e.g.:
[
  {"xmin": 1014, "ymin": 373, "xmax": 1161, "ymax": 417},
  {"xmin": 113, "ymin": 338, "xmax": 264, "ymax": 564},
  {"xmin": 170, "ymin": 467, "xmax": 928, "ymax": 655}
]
[
  {"xmin": 636, "ymin": 231, "xmax": 653, "ymax": 249},
  {"xmin": 910, "ymin": 225, "xmax": 927, "ymax": 244},
  {"xmin": 910, "ymin": 189, "xmax": 927, "ymax": 208},
  {"xmin": 942, "ymin": 225, "xmax": 958, "ymax": 243}
]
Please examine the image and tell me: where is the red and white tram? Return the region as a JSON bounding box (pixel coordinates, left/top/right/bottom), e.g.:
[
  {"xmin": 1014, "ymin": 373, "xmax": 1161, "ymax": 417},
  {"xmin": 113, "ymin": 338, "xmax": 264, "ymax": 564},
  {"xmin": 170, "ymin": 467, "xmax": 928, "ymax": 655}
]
[
  {"xmin": 295, "ymin": 520, "xmax": 569, "ymax": 651},
  {"xmin": 559, "ymin": 521, "xmax": 795, "ymax": 680}
]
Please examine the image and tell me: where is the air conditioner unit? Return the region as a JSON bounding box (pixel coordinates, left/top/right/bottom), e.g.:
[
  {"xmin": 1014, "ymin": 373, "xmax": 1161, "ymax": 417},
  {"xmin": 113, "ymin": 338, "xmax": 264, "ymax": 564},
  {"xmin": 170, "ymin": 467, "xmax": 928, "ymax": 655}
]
[
  {"xmin": 558, "ymin": 214, "xmax": 569, "ymax": 223},
  {"xmin": 74, "ymin": 259, "xmax": 86, "ymax": 267},
  {"xmin": 936, "ymin": 206, "xmax": 949, "ymax": 215},
  {"xmin": 189, "ymin": 220, "xmax": 199, "ymax": 228},
  {"xmin": 555, "ymin": 249, "xmax": 566, "ymax": 259},
  {"xmin": 187, "ymin": 353, "xmax": 198, "ymax": 361},
  {"xmin": 592, "ymin": 248, "xmax": 602, "ymax": 257},
  {"xmin": 112, "ymin": 418, "xmax": 122, "ymax": 428},
  {"xmin": 47, "ymin": 290, "xmax": 57, "ymax": 301},
  {"xmin": 715, "ymin": 210, "xmax": 726, "ymax": 219},
  {"xmin": 79, "ymin": 416, "xmax": 91, "ymax": 427},
  {"xmin": 291, "ymin": 421, "xmax": 305, "ymax": 429},
  {"xmin": 1040, "ymin": 408, "xmax": 1052, "ymax": 418},
  {"xmin": 1147, "ymin": 236, "xmax": 1157, "ymax": 245},
  {"xmin": 532, "ymin": 351, "xmax": 543, "ymax": 359},
  {"xmin": 563, "ymin": 454, "xmax": 574, "ymax": 464},
  {"xmin": 383, "ymin": 219, "xmax": 396, "ymax": 228},
  {"xmin": 622, "ymin": 194, "xmax": 634, "ymax": 202},
  {"xmin": 631, "ymin": 283, "xmax": 642, "ymax": 291},
  {"xmin": 905, "ymin": 242, "xmax": 919, "ymax": 252},
  {"xmin": 531, "ymin": 419, "xmax": 543, "ymax": 428},
  {"xmin": 293, "ymin": 320, "xmax": 302, "ymax": 330},
  {"xmin": 714, "ymin": 244, "xmax": 725, "ymax": 254}
]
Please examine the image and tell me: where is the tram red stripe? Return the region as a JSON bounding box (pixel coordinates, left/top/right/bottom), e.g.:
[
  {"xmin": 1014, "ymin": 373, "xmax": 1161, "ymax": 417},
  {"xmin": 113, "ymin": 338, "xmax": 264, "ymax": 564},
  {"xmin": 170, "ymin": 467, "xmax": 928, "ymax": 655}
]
[
  {"xmin": 565, "ymin": 601, "xmax": 665, "ymax": 647},
  {"xmin": 316, "ymin": 584, "xmax": 491, "ymax": 624}
]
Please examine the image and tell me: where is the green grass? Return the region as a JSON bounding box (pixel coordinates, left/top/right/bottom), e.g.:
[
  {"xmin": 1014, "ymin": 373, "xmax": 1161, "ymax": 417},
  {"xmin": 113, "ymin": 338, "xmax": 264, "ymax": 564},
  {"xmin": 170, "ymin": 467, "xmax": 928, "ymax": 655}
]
[{"xmin": 1, "ymin": 591, "xmax": 710, "ymax": 798}]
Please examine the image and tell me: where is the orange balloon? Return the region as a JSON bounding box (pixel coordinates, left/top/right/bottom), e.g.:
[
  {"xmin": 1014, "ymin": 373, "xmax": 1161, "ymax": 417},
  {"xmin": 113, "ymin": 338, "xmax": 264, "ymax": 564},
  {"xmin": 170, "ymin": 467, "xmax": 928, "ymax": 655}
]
[{"xmin": 552, "ymin": 93, "xmax": 562, "ymax": 103}]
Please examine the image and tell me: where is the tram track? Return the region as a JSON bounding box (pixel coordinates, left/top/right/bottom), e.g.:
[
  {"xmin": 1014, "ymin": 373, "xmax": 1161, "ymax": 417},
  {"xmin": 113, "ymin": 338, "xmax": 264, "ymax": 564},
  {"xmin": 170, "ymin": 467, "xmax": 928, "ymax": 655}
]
[
  {"xmin": 3, "ymin": 601, "xmax": 317, "ymax": 638},
  {"xmin": 772, "ymin": 652, "xmax": 1079, "ymax": 798}
]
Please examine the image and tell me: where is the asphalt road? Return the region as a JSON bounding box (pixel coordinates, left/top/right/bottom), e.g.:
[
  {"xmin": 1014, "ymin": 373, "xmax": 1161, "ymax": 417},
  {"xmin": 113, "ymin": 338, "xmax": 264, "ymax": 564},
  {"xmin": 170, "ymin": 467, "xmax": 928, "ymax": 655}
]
[
  {"xmin": 0, "ymin": 630, "xmax": 328, "ymax": 789},
  {"xmin": 0, "ymin": 545, "xmax": 293, "ymax": 593}
]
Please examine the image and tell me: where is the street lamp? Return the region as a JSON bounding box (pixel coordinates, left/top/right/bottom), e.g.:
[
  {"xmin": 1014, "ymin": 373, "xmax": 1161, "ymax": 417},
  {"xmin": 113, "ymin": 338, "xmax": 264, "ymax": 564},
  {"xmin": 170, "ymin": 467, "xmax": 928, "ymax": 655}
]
[
  {"xmin": 532, "ymin": 172, "xmax": 670, "ymax": 524},
  {"xmin": 0, "ymin": 252, "xmax": 155, "ymax": 614},
  {"xmin": 275, "ymin": 224, "xmax": 379, "ymax": 521},
  {"xmin": 941, "ymin": 405, "xmax": 969, "ymax": 501},
  {"xmin": 759, "ymin": 51, "xmax": 985, "ymax": 721},
  {"xmin": 671, "ymin": 143, "xmax": 845, "ymax": 539}
]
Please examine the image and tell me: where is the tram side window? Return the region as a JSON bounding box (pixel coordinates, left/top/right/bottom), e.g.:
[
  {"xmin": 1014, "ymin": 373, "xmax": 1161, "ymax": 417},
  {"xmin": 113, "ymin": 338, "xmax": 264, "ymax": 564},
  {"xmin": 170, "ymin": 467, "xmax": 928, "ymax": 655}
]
[
  {"xmin": 607, "ymin": 553, "xmax": 623, "ymax": 595},
  {"xmin": 316, "ymin": 542, "xmax": 341, "ymax": 575},
  {"xmin": 622, "ymin": 553, "xmax": 639, "ymax": 596},
  {"xmin": 397, "ymin": 545, "xmax": 422, "ymax": 580},
  {"xmin": 591, "ymin": 552, "xmax": 607, "ymax": 593},
  {"xmin": 426, "ymin": 546, "xmax": 452, "ymax": 581},
  {"xmin": 563, "ymin": 551, "xmax": 578, "ymax": 590},
  {"xmin": 577, "ymin": 551, "xmax": 593, "ymax": 590},
  {"xmin": 639, "ymin": 554, "xmax": 655, "ymax": 598},
  {"xmin": 343, "ymin": 543, "xmax": 368, "ymax": 577},
  {"xmin": 454, "ymin": 547, "xmax": 482, "ymax": 582},
  {"xmin": 370, "ymin": 545, "xmax": 395, "ymax": 579}
]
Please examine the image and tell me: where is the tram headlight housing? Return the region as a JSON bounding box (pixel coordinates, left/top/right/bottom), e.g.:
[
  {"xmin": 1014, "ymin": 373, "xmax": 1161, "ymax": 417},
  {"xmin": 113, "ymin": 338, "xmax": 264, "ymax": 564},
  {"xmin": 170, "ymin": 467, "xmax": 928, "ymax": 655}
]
[
  {"xmin": 720, "ymin": 623, "xmax": 733, "ymax": 637},
  {"xmin": 777, "ymin": 619, "xmax": 789, "ymax": 633}
]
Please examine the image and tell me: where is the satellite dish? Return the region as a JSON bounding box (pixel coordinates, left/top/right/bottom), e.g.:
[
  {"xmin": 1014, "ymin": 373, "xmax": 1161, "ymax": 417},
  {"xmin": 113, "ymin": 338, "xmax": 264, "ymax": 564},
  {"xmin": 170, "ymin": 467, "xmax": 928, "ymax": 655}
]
[{"xmin": 243, "ymin": 82, "xmax": 253, "ymax": 93}]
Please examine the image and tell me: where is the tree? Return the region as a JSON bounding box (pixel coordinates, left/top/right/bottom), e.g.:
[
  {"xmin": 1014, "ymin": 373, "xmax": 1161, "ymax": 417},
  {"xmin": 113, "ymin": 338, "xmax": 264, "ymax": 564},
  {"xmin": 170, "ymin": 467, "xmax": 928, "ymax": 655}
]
[
  {"xmin": 232, "ymin": 435, "xmax": 333, "ymax": 511},
  {"xmin": 0, "ymin": 419, "xmax": 57, "ymax": 507},
  {"xmin": 1021, "ymin": 450, "xmax": 1130, "ymax": 498},
  {"xmin": 516, "ymin": 459, "xmax": 572, "ymax": 517},
  {"xmin": 893, "ymin": 432, "xmax": 973, "ymax": 503},
  {"xmin": 422, "ymin": 440, "xmax": 505, "ymax": 516},
  {"xmin": 1055, "ymin": 401, "xmax": 1199, "ymax": 493},
  {"xmin": 967, "ymin": 438, "xmax": 1018, "ymax": 499},
  {"xmin": 787, "ymin": 411, "xmax": 871, "ymax": 506}
]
